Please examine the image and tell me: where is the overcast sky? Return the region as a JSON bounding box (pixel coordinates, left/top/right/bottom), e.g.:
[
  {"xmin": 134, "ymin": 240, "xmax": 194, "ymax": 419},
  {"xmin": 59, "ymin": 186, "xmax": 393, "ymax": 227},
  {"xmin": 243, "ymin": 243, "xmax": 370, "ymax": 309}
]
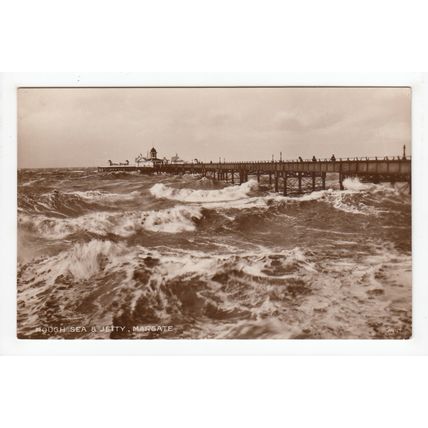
[{"xmin": 18, "ymin": 87, "xmax": 411, "ymax": 168}]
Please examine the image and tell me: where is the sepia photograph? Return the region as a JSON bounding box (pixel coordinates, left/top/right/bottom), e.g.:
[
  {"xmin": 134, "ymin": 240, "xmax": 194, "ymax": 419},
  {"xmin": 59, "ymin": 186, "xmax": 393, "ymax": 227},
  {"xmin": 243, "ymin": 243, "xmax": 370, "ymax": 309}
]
[{"xmin": 17, "ymin": 86, "xmax": 412, "ymax": 340}]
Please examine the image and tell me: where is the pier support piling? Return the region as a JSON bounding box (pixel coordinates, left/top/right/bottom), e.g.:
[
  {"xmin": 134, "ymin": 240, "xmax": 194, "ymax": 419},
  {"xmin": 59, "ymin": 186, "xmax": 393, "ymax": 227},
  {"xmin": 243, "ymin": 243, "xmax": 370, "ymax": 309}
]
[
  {"xmin": 99, "ymin": 157, "xmax": 411, "ymax": 196},
  {"xmin": 339, "ymin": 173, "xmax": 344, "ymax": 190}
]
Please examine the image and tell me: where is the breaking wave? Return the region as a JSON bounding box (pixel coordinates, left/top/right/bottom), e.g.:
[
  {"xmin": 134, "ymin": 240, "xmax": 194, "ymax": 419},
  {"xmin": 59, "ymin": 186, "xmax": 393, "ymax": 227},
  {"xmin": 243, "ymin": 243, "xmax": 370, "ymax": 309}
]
[
  {"xmin": 28, "ymin": 239, "xmax": 130, "ymax": 282},
  {"xmin": 19, "ymin": 177, "xmax": 406, "ymax": 241},
  {"xmin": 17, "ymin": 169, "xmax": 412, "ymax": 339},
  {"xmin": 17, "ymin": 237, "xmax": 411, "ymax": 339},
  {"xmin": 149, "ymin": 177, "xmax": 406, "ymax": 216},
  {"xmin": 150, "ymin": 179, "xmax": 258, "ymax": 202},
  {"xmin": 19, "ymin": 204, "xmax": 204, "ymax": 239},
  {"xmin": 63, "ymin": 190, "xmax": 141, "ymax": 202},
  {"xmin": 17, "ymin": 240, "xmax": 318, "ymax": 338},
  {"xmin": 342, "ymin": 177, "xmax": 403, "ymax": 194},
  {"xmin": 18, "ymin": 190, "xmax": 142, "ymax": 217},
  {"xmin": 295, "ymin": 189, "xmax": 381, "ymax": 215},
  {"xmin": 18, "ymin": 240, "xmax": 316, "ymax": 293}
]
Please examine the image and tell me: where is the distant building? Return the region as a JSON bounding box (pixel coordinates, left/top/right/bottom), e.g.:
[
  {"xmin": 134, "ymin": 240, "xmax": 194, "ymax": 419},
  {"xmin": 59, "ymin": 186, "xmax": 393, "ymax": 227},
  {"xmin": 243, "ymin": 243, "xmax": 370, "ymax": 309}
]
[
  {"xmin": 144, "ymin": 147, "xmax": 165, "ymax": 166},
  {"xmin": 150, "ymin": 147, "xmax": 164, "ymax": 165},
  {"xmin": 134, "ymin": 147, "xmax": 166, "ymax": 166},
  {"xmin": 170, "ymin": 153, "xmax": 184, "ymax": 164}
]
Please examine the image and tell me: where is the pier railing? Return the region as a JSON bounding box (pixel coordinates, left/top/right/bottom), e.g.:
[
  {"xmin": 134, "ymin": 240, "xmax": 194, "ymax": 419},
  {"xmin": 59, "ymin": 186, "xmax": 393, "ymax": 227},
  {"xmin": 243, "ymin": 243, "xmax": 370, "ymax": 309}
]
[
  {"xmin": 186, "ymin": 157, "xmax": 411, "ymax": 174},
  {"xmin": 97, "ymin": 156, "xmax": 411, "ymax": 194}
]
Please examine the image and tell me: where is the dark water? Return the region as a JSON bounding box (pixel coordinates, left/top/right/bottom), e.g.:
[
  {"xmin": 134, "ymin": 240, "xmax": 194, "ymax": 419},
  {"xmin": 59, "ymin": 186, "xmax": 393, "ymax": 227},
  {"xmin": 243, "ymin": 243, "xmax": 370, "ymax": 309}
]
[{"xmin": 17, "ymin": 168, "xmax": 412, "ymax": 339}]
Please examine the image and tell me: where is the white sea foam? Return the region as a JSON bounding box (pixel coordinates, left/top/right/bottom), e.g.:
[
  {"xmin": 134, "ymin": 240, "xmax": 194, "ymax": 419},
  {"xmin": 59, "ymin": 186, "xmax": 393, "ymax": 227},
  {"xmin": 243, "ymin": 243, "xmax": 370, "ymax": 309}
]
[
  {"xmin": 343, "ymin": 176, "xmax": 402, "ymax": 194},
  {"xmin": 236, "ymin": 247, "xmax": 317, "ymax": 278},
  {"xmin": 142, "ymin": 205, "xmax": 203, "ymax": 233},
  {"xmin": 19, "ymin": 177, "xmax": 397, "ymax": 243},
  {"xmin": 150, "ymin": 179, "xmax": 258, "ymax": 202},
  {"xmin": 325, "ymin": 191, "xmax": 379, "ymax": 215},
  {"xmin": 59, "ymin": 240, "xmax": 127, "ymax": 280},
  {"xmin": 19, "ymin": 204, "xmax": 204, "ymax": 239},
  {"xmin": 198, "ymin": 195, "xmax": 272, "ymax": 210},
  {"xmin": 19, "ymin": 240, "xmax": 130, "ymax": 286},
  {"xmin": 18, "ymin": 241, "xmax": 316, "ymax": 339},
  {"xmin": 63, "ymin": 190, "xmax": 141, "ymax": 202},
  {"xmin": 149, "ymin": 177, "xmax": 389, "ymax": 215},
  {"xmin": 266, "ymin": 186, "xmax": 381, "ymax": 215},
  {"xmin": 21, "ymin": 178, "xmax": 44, "ymax": 187},
  {"xmin": 18, "ymin": 239, "xmax": 314, "ymax": 291},
  {"xmin": 17, "ymin": 237, "xmax": 412, "ymax": 339},
  {"xmin": 342, "ymin": 177, "xmax": 374, "ymax": 191}
]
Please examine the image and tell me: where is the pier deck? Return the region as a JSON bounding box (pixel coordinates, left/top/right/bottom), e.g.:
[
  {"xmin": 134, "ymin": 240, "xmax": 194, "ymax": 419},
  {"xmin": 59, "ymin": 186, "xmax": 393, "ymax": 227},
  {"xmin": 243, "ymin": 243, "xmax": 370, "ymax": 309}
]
[{"xmin": 98, "ymin": 157, "xmax": 411, "ymax": 195}]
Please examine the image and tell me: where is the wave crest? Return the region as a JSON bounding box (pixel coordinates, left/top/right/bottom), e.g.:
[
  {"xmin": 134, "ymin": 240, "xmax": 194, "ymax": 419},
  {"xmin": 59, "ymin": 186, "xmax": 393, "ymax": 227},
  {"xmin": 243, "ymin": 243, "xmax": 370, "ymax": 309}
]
[
  {"xmin": 64, "ymin": 190, "xmax": 140, "ymax": 202},
  {"xmin": 150, "ymin": 179, "xmax": 258, "ymax": 202},
  {"xmin": 19, "ymin": 205, "xmax": 204, "ymax": 239},
  {"xmin": 15, "ymin": 244, "xmax": 315, "ymax": 334}
]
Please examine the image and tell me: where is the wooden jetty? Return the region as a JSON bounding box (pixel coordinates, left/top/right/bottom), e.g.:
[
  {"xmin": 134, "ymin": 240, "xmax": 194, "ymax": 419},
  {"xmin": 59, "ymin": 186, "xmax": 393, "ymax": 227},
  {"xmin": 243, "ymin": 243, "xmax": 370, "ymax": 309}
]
[{"xmin": 97, "ymin": 156, "xmax": 412, "ymax": 195}]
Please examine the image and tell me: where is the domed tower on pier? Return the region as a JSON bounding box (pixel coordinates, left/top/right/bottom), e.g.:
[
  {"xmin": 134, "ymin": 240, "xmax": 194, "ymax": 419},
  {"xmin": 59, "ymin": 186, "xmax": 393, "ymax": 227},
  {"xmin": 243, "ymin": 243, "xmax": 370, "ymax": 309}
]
[{"xmin": 150, "ymin": 147, "xmax": 157, "ymax": 160}]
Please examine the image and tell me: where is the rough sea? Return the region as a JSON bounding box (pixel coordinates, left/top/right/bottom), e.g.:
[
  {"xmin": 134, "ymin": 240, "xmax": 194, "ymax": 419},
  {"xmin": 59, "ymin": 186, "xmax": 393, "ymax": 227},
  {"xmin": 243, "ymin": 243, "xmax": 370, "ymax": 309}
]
[{"xmin": 17, "ymin": 168, "xmax": 412, "ymax": 339}]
